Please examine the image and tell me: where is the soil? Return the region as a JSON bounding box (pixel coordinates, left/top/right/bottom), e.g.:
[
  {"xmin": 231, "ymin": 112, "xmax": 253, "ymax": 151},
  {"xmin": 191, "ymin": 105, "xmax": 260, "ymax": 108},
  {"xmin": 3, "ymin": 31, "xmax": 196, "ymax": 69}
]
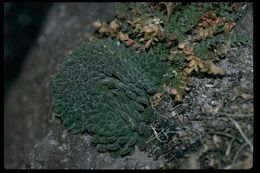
[{"xmin": 4, "ymin": 3, "xmax": 253, "ymax": 169}]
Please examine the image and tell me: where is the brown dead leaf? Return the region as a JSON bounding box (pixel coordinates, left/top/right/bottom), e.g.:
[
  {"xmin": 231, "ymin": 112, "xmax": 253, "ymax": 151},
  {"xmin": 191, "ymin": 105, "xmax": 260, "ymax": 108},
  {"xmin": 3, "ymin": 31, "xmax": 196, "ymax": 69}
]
[
  {"xmin": 92, "ymin": 19, "xmax": 103, "ymax": 28},
  {"xmin": 193, "ymin": 24, "xmax": 218, "ymax": 41},
  {"xmin": 193, "ymin": 11, "xmax": 226, "ymax": 41},
  {"xmin": 178, "ymin": 43, "xmax": 194, "ymax": 55},
  {"xmin": 178, "ymin": 43, "xmax": 187, "ymax": 49},
  {"xmin": 151, "ymin": 84, "xmax": 167, "ymax": 108},
  {"xmin": 117, "ymin": 32, "xmax": 129, "ymax": 41},
  {"xmin": 132, "ymin": 43, "xmax": 141, "ymax": 49},
  {"xmin": 116, "ymin": 31, "xmax": 141, "ymax": 49},
  {"xmin": 127, "ymin": 17, "xmax": 165, "ymax": 49},
  {"xmin": 204, "ymin": 60, "xmax": 225, "ymax": 75},
  {"xmin": 88, "ymin": 34, "xmax": 96, "ymax": 42},
  {"xmin": 145, "ymin": 37, "xmax": 154, "ymax": 49},
  {"xmin": 183, "ymin": 44, "xmax": 194, "ymax": 55},
  {"xmin": 99, "ymin": 27, "xmax": 111, "ymax": 34},
  {"xmin": 184, "ymin": 67, "xmax": 194, "ymax": 74},
  {"xmin": 171, "ymin": 88, "xmax": 178, "ymax": 95},
  {"xmin": 215, "ymin": 16, "xmax": 225, "ymax": 26},
  {"xmin": 184, "ymin": 56, "xmax": 201, "ymax": 74},
  {"xmin": 109, "ymin": 20, "xmax": 119, "ymax": 32},
  {"xmin": 198, "ymin": 61, "xmax": 204, "ymax": 69},
  {"xmin": 224, "ymin": 21, "xmax": 236, "ymax": 34},
  {"xmin": 171, "ymin": 87, "xmax": 184, "ymax": 102},
  {"xmin": 185, "ymin": 56, "xmax": 225, "ymax": 75},
  {"xmin": 125, "ymin": 39, "xmax": 135, "ymax": 47},
  {"xmin": 92, "ymin": 19, "xmax": 119, "ymax": 38}
]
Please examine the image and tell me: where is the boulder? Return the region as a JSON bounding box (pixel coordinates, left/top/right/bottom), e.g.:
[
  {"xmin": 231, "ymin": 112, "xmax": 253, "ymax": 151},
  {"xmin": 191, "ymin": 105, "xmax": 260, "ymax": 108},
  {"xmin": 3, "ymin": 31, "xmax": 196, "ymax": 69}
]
[{"xmin": 4, "ymin": 3, "xmax": 156, "ymax": 169}]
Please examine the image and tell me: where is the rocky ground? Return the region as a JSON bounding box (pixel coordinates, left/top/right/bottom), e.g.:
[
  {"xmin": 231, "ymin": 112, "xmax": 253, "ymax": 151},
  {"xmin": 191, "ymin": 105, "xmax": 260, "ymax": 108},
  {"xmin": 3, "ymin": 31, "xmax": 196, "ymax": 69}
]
[
  {"xmin": 148, "ymin": 45, "xmax": 253, "ymax": 169},
  {"xmin": 4, "ymin": 3, "xmax": 253, "ymax": 169}
]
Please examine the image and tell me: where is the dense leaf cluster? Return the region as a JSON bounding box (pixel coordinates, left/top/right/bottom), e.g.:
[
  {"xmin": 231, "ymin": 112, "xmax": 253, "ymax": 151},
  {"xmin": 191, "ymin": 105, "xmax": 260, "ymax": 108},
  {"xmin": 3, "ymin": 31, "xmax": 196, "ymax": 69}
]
[
  {"xmin": 51, "ymin": 39, "xmax": 171, "ymax": 157},
  {"xmin": 193, "ymin": 34, "xmax": 249, "ymax": 59}
]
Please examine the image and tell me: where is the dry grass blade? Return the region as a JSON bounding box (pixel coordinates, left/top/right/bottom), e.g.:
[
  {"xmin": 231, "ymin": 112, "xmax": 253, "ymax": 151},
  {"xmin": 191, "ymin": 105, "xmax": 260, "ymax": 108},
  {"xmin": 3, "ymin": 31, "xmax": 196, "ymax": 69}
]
[
  {"xmin": 160, "ymin": 2, "xmax": 178, "ymax": 23},
  {"xmin": 218, "ymin": 112, "xmax": 253, "ymax": 118},
  {"xmin": 228, "ymin": 117, "xmax": 253, "ymax": 152}
]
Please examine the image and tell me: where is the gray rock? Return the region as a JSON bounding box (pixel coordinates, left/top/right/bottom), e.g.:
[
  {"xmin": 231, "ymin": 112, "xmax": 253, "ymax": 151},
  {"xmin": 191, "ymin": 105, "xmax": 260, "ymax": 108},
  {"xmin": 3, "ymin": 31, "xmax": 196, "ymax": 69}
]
[
  {"xmin": 234, "ymin": 2, "xmax": 253, "ymax": 43},
  {"xmin": 4, "ymin": 2, "xmax": 159, "ymax": 169},
  {"xmin": 4, "ymin": 2, "xmax": 253, "ymax": 169},
  {"xmin": 28, "ymin": 120, "xmax": 158, "ymax": 169}
]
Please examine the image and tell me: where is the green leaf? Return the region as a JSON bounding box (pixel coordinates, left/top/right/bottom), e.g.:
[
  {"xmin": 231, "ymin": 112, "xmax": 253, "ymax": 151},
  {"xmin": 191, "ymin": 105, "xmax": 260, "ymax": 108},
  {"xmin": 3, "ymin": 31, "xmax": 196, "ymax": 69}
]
[
  {"xmin": 141, "ymin": 107, "xmax": 154, "ymax": 123},
  {"xmin": 127, "ymin": 133, "xmax": 138, "ymax": 146},
  {"xmin": 99, "ymin": 136, "xmax": 109, "ymax": 144},
  {"xmin": 91, "ymin": 134, "xmax": 100, "ymax": 144},
  {"xmin": 120, "ymin": 145, "xmax": 132, "ymax": 156},
  {"xmin": 136, "ymin": 122, "xmax": 145, "ymax": 136},
  {"xmin": 143, "ymin": 127, "xmax": 150, "ymax": 138},
  {"xmin": 136, "ymin": 96, "xmax": 149, "ymax": 105},
  {"xmin": 118, "ymin": 136, "xmax": 129, "ymax": 144},
  {"xmin": 120, "ymin": 126, "xmax": 129, "ymax": 136},
  {"xmin": 91, "ymin": 125, "xmax": 100, "ymax": 134},
  {"xmin": 107, "ymin": 136, "xmax": 117, "ymax": 143},
  {"xmin": 137, "ymin": 137, "xmax": 146, "ymax": 151},
  {"xmin": 107, "ymin": 142, "xmax": 121, "ymax": 151},
  {"xmin": 113, "ymin": 130, "xmax": 121, "ymax": 137},
  {"xmin": 97, "ymin": 144, "xmax": 108, "ymax": 152}
]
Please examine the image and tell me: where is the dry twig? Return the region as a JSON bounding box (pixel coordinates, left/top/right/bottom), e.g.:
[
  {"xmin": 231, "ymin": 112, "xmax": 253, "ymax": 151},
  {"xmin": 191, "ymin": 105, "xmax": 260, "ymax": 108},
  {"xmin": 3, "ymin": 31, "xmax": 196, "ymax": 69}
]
[{"xmin": 228, "ymin": 117, "xmax": 253, "ymax": 152}]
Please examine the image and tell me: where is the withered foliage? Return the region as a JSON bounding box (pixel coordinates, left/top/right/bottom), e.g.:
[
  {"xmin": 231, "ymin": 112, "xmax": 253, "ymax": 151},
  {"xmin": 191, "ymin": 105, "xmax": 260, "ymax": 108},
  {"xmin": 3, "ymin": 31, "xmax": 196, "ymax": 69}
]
[
  {"xmin": 177, "ymin": 43, "xmax": 225, "ymax": 75},
  {"xmin": 92, "ymin": 19, "xmax": 141, "ymax": 49},
  {"xmin": 159, "ymin": 2, "xmax": 179, "ymax": 23},
  {"xmin": 193, "ymin": 11, "xmax": 229, "ymax": 41},
  {"xmin": 193, "ymin": 11, "xmax": 223, "ymax": 39},
  {"xmin": 87, "ymin": 2, "xmax": 252, "ymax": 169},
  {"xmin": 127, "ymin": 17, "xmax": 166, "ymax": 49},
  {"xmin": 90, "ymin": 2, "xmax": 248, "ymax": 103}
]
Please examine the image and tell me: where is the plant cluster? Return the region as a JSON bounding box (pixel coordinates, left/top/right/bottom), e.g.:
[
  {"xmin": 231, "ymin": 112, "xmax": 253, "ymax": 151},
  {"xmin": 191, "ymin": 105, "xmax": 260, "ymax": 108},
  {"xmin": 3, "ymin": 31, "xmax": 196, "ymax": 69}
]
[
  {"xmin": 52, "ymin": 2, "xmax": 249, "ymax": 158},
  {"xmin": 51, "ymin": 39, "xmax": 171, "ymax": 157},
  {"xmin": 90, "ymin": 2, "xmax": 248, "ymax": 102}
]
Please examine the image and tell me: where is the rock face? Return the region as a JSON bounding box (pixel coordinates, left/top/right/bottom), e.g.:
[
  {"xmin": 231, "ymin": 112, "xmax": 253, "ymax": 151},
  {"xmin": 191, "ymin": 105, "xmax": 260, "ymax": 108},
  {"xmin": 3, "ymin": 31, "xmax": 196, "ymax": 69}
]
[
  {"xmin": 4, "ymin": 3, "xmax": 159, "ymax": 169},
  {"xmin": 234, "ymin": 2, "xmax": 253, "ymax": 42},
  {"xmin": 28, "ymin": 120, "xmax": 158, "ymax": 169},
  {"xmin": 4, "ymin": 3, "xmax": 253, "ymax": 169}
]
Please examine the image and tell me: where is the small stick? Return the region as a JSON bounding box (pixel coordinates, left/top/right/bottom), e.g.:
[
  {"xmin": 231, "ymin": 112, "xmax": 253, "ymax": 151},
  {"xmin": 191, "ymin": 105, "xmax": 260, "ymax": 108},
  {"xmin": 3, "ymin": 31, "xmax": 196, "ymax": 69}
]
[
  {"xmin": 218, "ymin": 112, "xmax": 253, "ymax": 118},
  {"xmin": 154, "ymin": 109, "xmax": 175, "ymax": 124},
  {"xmin": 208, "ymin": 132, "xmax": 243, "ymax": 143},
  {"xmin": 229, "ymin": 117, "xmax": 253, "ymax": 152},
  {"xmin": 225, "ymin": 137, "xmax": 235, "ymax": 156},
  {"xmin": 232, "ymin": 140, "xmax": 252, "ymax": 164},
  {"xmin": 151, "ymin": 125, "xmax": 167, "ymax": 143}
]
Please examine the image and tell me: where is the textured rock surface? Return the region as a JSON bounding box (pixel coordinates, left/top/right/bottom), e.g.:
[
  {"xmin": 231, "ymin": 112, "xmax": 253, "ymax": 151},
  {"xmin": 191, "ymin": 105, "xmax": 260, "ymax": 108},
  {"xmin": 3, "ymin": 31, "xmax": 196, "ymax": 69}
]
[
  {"xmin": 4, "ymin": 2, "xmax": 253, "ymax": 169},
  {"xmin": 4, "ymin": 3, "xmax": 155, "ymax": 169},
  {"xmin": 146, "ymin": 3, "xmax": 253, "ymax": 169},
  {"xmin": 28, "ymin": 120, "xmax": 158, "ymax": 169},
  {"xmin": 234, "ymin": 2, "xmax": 253, "ymax": 42}
]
